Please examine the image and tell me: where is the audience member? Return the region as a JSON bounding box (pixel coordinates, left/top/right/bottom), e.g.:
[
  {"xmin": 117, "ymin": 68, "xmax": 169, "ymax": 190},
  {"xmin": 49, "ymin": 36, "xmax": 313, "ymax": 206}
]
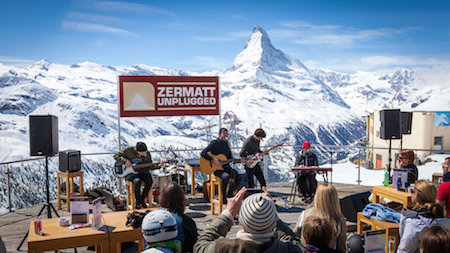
[
  {"xmin": 159, "ymin": 182, "xmax": 198, "ymax": 253},
  {"xmin": 301, "ymin": 216, "xmax": 341, "ymax": 253},
  {"xmin": 436, "ymin": 157, "xmax": 450, "ymax": 217},
  {"xmin": 294, "ymin": 183, "xmax": 346, "ymax": 253},
  {"xmin": 141, "ymin": 209, "xmax": 181, "ymax": 253},
  {"xmin": 397, "ymin": 180, "xmax": 450, "ymax": 253},
  {"xmin": 194, "ymin": 187, "xmax": 306, "ymax": 253},
  {"xmin": 419, "ymin": 225, "xmax": 450, "ymax": 253},
  {"xmin": 396, "ymin": 149, "xmax": 418, "ymax": 185}
]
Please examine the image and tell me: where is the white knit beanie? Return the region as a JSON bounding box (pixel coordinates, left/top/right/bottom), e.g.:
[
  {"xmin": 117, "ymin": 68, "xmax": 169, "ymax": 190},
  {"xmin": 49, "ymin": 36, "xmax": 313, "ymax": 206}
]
[{"xmin": 239, "ymin": 193, "xmax": 277, "ymax": 234}]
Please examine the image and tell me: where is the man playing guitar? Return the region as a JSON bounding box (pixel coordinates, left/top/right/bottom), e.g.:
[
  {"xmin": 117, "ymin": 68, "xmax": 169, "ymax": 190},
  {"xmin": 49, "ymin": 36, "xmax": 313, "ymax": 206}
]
[
  {"xmin": 200, "ymin": 128, "xmax": 242, "ymax": 204},
  {"xmin": 114, "ymin": 142, "xmax": 164, "ymax": 209},
  {"xmin": 239, "ymin": 128, "xmax": 267, "ymax": 191}
]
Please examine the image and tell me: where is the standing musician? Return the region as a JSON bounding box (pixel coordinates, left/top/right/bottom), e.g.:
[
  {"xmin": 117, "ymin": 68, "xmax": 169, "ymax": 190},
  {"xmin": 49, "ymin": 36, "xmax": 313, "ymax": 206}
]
[
  {"xmin": 114, "ymin": 142, "xmax": 164, "ymax": 209},
  {"xmin": 240, "ymin": 128, "xmax": 267, "ymax": 191},
  {"xmin": 295, "ymin": 141, "xmax": 319, "ymax": 203},
  {"xmin": 201, "ymin": 128, "xmax": 242, "ymax": 204}
]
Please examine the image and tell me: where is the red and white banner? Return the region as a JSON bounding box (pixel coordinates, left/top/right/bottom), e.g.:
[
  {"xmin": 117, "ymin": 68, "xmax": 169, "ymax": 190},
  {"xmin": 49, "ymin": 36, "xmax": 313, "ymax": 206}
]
[{"xmin": 118, "ymin": 76, "xmax": 219, "ymax": 117}]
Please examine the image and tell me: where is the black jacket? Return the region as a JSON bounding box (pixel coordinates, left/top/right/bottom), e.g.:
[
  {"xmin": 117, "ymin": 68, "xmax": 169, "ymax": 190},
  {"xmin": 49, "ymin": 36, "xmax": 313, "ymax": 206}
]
[
  {"xmin": 201, "ymin": 138, "xmax": 233, "ymax": 161},
  {"xmin": 295, "ymin": 150, "xmax": 318, "ymax": 167}
]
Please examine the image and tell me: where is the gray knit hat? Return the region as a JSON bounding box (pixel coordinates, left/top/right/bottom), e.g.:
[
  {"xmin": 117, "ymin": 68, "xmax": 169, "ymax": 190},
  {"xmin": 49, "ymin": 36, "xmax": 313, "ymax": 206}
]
[{"xmin": 239, "ymin": 193, "xmax": 277, "ymax": 234}]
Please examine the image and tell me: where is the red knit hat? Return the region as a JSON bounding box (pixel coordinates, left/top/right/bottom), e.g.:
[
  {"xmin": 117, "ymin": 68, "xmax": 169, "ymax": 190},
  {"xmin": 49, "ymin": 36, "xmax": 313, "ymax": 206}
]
[{"xmin": 302, "ymin": 141, "xmax": 311, "ymax": 149}]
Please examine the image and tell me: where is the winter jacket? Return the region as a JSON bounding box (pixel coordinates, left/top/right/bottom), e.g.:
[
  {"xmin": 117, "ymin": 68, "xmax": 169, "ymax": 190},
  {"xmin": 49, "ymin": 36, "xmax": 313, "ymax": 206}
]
[
  {"xmin": 294, "ymin": 207, "xmax": 346, "ymax": 253},
  {"xmin": 362, "ymin": 203, "xmax": 401, "ymax": 223},
  {"xmin": 113, "ymin": 145, "xmax": 158, "ymax": 181},
  {"xmin": 397, "ymin": 208, "xmax": 450, "ymax": 253},
  {"xmin": 240, "ymin": 136, "xmax": 261, "ymax": 158},
  {"xmin": 194, "ymin": 212, "xmax": 305, "ymax": 253},
  {"xmin": 295, "ymin": 151, "xmax": 318, "ymax": 171}
]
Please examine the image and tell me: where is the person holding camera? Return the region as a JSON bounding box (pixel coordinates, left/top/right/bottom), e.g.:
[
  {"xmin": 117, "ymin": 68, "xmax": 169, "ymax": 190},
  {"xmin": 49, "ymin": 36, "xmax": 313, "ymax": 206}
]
[{"xmin": 194, "ymin": 187, "xmax": 306, "ymax": 253}]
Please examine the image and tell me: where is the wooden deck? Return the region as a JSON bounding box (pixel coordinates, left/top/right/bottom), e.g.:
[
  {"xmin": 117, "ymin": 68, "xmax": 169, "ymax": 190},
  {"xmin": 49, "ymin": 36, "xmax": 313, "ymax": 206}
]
[{"xmin": 0, "ymin": 181, "xmax": 372, "ymax": 253}]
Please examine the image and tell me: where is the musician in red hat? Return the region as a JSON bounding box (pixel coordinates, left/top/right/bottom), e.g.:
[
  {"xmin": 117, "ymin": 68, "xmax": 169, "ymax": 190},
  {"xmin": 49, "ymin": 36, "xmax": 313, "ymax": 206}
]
[{"xmin": 295, "ymin": 141, "xmax": 319, "ymax": 203}]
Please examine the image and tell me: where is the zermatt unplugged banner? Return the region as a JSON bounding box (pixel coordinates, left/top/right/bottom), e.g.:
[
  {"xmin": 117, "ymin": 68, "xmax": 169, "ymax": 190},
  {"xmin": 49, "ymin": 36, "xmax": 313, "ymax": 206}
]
[{"xmin": 118, "ymin": 76, "xmax": 219, "ymax": 117}]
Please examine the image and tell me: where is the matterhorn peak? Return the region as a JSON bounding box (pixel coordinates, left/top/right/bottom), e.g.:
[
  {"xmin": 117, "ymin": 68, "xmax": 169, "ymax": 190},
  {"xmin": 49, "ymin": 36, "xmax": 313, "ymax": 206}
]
[{"xmin": 233, "ymin": 25, "xmax": 308, "ymax": 72}]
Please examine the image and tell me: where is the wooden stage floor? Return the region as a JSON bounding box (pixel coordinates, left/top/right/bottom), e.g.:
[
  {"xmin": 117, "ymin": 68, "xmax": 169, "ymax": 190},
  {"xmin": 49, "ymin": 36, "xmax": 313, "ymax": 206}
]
[{"xmin": 0, "ymin": 181, "xmax": 372, "ymax": 253}]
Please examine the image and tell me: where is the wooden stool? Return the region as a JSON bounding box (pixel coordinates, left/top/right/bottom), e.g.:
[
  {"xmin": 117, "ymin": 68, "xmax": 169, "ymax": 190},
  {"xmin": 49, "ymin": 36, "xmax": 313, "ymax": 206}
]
[
  {"xmin": 210, "ymin": 175, "xmax": 235, "ymax": 215},
  {"xmin": 57, "ymin": 171, "xmax": 83, "ymax": 212},
  {"xmin": 126, "ymin": 181, "xmax": 152, "ymax": 210}
]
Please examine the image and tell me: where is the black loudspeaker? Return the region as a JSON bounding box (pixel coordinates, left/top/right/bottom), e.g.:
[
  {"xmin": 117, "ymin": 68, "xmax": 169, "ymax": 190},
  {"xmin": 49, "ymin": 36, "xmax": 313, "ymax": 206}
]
[
  {"xmin": 401, "ymin": 112, "xmax": 413, "ymax": 135},
  {"xmin": 340, "ymin": 191, "xmax": 371, "ymax": 222},
  {"xmin": 380, "ymin": 109, "xmax": 401, "ymax": 139},
  {"xmin": 29, "ymin": 115, "xmax": 59, "ymax": 156},
  {"xmin": 59, "ymin": 150, "xmax": 81, "ymax": 172}
]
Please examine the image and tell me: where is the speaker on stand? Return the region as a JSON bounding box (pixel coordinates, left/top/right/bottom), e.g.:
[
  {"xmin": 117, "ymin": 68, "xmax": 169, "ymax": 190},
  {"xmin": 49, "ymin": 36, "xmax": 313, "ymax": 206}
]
[
  {"xmin": 18, "ymin": 115, "xmax": 60, "ymax": 250},
  {"xmin": 379, "ymin": 109, "xmax": 401, "ymax": 178}
]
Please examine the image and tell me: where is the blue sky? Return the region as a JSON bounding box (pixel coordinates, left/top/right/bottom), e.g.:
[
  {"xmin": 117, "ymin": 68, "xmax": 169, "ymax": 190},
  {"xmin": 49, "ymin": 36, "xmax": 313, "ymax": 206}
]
[{"xmin": 1, "ymin": 0, "xmax": 449, "ymax": 74}]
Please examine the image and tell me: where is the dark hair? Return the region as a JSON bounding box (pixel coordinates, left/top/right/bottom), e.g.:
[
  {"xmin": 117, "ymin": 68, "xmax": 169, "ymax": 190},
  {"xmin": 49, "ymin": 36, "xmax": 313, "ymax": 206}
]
[
  {"xmin": 420, "ymin": 225, "xmax": 450, "ymax": 253},
  {"xmin": 254, "ymin": 128, "xmax": 266, "ymax": 137},
  {"xmin": 302, "ymin": 216, "xmax": 333, "ymax": 247},
  {"xmin": 159, "ymin": 182, "xmax": 187, "ymax": 214}
]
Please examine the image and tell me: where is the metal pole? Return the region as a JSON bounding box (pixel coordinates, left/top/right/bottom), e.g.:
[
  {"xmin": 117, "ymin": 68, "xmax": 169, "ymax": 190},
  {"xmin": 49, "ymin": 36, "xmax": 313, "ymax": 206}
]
[
  {"xmin": 264, "ymin": 155, "xmax": 268, "ymax": 184},
  {"xmin": 7, "ymin": 166, "xmax": 11, "ymax": 212},
  {"xmin": 357, "ymin": 149, "xmax": 361, "ymax": 185}
]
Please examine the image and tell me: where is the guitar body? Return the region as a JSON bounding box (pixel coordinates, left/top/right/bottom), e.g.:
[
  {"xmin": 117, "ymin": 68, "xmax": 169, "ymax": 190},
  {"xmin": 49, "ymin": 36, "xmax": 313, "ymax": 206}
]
[
  {"xmin": 246, "ymin": 143, "xmax": 284, "ymax": 168},
  {"xmin": 200, "ymin": 154, "xmax": 228, "ymax": 175},
  {"xmin": 114, "ymin": 158, "xmax": 142, "ymax": 178}
]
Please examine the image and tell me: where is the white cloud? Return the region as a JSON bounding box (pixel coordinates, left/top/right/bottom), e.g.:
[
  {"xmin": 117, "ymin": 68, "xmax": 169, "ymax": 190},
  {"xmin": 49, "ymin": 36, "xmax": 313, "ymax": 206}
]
[
  {"xmin": 0, "ymin": 57, "xmax": 35, "ymax": 67},
  {"xmin": 66, "ymin": 11, "xmax": 128, "ymax": 24},
  {"xmin": 61, "ymin": 21, "xmax": 136, "ymax": 36},
  {"xmin": 74, "ymin": 0, "xmax": 175, "ymax": 16},
  {"xmin": 271, "ymin": 21, "xmax": 405, "ymax": 47}
]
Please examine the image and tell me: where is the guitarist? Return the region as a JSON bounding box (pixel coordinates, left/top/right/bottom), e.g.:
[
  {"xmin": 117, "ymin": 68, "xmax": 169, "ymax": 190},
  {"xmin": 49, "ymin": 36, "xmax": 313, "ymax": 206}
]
[
  {"xmin": 114, "ymin": 142, "xmax": 164, "ymax": 209},
  {"xmin": 200, "ymin": 128, "xmax": 242, "ymax": 204},
  {"xmin": 239, "ymin": 128, "xmax": 267, "ymax": 191}
]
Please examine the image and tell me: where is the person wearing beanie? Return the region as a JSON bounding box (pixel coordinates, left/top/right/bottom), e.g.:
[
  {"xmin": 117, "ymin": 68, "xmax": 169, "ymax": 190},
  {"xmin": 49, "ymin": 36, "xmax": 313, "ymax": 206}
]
[
  {"xmin": 194, "ymin": 187, "xmax": 306, "ymax": 253},
  {"xmin": 294, "ymin": 141, "xmax": 318, "ymax": 203},
  {"xmin": 200, "ymin": 128, "xmax": 242, "ymax": 203},
  {"xmin": 114, "ymin": 142, "xmax": 164, "ymax": 209},
  {"xmin": 240, "ymin": 128, "xmax": 267, "ymax": 190}
]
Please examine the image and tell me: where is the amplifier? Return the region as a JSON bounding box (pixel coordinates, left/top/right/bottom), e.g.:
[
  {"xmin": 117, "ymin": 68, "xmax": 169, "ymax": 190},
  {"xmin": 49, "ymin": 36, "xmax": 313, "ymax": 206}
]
[{"xmin": 59, "ymin": 150, "xmax": 81, "ymax": 172}]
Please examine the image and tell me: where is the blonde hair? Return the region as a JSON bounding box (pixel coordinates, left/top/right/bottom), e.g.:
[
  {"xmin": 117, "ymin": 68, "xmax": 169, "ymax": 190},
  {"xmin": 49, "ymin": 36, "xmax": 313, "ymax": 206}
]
[
  {"xmin": 412, "ymin": 180, "xmax": 444, "ymax": 217},
  {"xmin": 313, "ymin": 183, "xmax": 344, "ymax": 236}
]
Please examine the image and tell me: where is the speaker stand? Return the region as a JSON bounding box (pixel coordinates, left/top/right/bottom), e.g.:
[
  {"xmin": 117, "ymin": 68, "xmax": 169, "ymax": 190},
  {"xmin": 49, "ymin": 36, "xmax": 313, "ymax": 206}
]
[
  {"xmin": 17, "ymin": 155, "xmax": 60, "ymax": 250},
  {"xmin": 387, "ymin": 139, "xmax": 392, "ymax": 178}
]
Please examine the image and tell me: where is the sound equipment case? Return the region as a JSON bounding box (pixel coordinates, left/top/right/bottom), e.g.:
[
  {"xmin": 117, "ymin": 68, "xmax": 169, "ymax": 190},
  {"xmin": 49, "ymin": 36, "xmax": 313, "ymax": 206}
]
[{"xmin": 59, "ymin": 150, "xmax": 81, "ymax": 172}]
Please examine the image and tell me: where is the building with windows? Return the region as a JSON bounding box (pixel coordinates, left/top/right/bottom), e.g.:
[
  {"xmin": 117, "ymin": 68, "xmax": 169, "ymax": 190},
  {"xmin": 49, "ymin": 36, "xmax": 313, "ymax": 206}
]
[{"xmin": 365, "ymin": 110, "xmax": 450, "ymax": 169}]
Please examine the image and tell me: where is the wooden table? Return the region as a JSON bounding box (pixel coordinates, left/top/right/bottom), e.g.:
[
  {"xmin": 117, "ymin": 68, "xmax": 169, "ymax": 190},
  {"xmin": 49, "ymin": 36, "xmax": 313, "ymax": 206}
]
[
  {"xmin": 184, "ymin": 161, "xmax": 202, "ymax": 195},
  {"xmin": 372, "ymin": 185, "xmax": 412, "ymax": 208},
  {"xmin": 27, "ymin": 216, "xmax": 108, "ymax": 253},
  {"xmin": 357, "ymin": 212, "xmax": 399, "ymax": 253},
  {"xmin": 28, "ymin": 208, "xmax": 154, "ymax": 253}
]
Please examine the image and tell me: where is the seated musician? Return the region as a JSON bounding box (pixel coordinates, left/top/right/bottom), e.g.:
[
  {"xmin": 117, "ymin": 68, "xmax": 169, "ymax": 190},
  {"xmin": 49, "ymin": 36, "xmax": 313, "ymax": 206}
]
[
  {"xmin": 114, "ymin": 142, "xmax": 164, "ymax": 209},
  {"xmin": 200, "ymin": 128, "xmax": 242, "ymax": 204},
  {"xmin": 295, "ymin": 141, "xmax": 318, "ymax": 203}
]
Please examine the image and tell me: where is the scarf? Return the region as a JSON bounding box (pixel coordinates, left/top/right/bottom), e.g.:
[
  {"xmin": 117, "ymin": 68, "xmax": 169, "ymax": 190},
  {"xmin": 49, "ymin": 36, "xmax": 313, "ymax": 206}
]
[
  {"xmin": 146, "ymin": 239, "xmax": 182, "ymax": 252},
  {"xmin": 236, "ymin": 229, "xmax": 274, "ymax": 242},
  {"xmin": 443, "ymin": 172, "xmax": 450, "ymax": 182}
]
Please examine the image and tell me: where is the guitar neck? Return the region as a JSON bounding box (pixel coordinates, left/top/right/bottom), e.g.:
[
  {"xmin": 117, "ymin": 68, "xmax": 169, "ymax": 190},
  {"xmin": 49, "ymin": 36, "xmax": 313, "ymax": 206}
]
[
  {"xmin": 220, "ymin": 158, "xmax": 241, "ymax": 165},
  {"xmin": 133, "ymin": 162, "xmax": 159, "ymax": 170}
]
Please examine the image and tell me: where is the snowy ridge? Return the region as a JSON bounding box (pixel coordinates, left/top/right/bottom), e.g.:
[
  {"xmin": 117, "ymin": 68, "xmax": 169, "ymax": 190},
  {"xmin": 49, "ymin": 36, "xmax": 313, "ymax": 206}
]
[{"xmin": 1, "ymin": 25, "xmax": 450, "ymax": 213}]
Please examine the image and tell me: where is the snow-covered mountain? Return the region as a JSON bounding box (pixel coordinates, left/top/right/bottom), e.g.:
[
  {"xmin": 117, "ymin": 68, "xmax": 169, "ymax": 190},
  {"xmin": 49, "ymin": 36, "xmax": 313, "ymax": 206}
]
[{"xmin": 1, "ymin": 25, "xmax": 449, "ymax": 213}]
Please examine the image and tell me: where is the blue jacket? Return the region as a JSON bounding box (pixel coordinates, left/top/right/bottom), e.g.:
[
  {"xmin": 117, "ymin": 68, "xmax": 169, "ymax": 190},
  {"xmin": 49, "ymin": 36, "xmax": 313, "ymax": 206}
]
[{"xmin": 362, "ymin": 203, "xmax": 401, "ymax": 223}]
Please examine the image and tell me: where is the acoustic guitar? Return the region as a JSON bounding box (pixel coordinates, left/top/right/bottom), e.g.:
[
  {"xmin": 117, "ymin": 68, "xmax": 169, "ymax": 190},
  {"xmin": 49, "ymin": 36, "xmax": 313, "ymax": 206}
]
[{"xmin": 199, "ymin": 154, "xmax": 243, "ymax": 174}]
